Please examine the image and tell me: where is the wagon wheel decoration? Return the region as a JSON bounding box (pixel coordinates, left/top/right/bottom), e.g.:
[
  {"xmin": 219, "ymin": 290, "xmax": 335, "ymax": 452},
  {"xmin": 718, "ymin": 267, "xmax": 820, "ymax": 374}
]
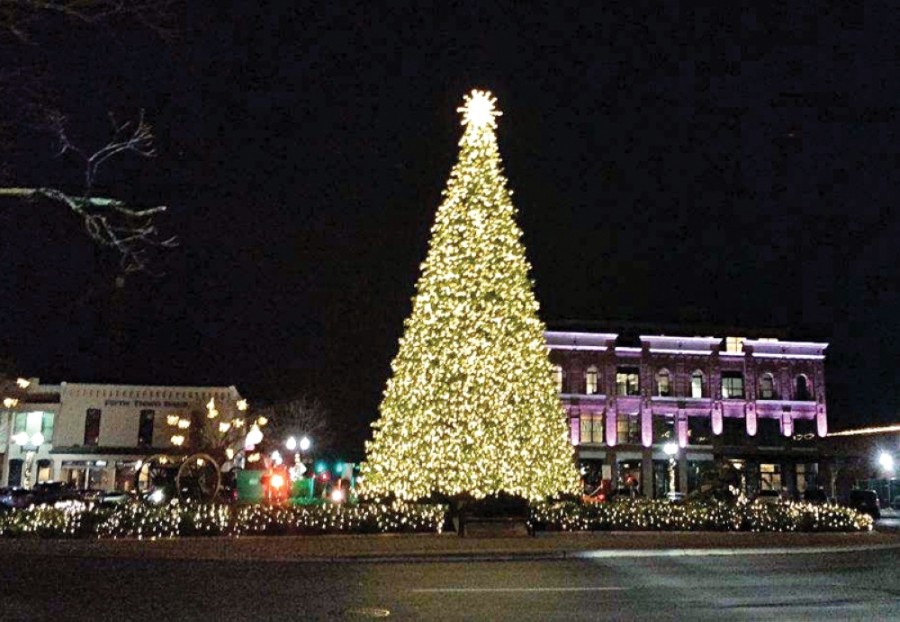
[
  {"xmin": 134, "ymin": 453, "xmax": 179, "ymax": 496},
  {"xmin": 176, "ymin": 453, "xmax": 221, "ymax": 503}
]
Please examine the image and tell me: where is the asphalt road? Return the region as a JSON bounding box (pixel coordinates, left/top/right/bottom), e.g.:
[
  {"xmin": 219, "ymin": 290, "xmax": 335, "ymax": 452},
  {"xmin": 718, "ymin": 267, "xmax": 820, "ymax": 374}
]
[{"xmin": 1, "ymin": 549, "xmax": 897, "ymax": 621}]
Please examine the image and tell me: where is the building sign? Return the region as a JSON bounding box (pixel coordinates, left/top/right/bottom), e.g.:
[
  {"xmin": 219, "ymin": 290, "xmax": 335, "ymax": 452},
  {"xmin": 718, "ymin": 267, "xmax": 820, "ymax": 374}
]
[{"xmin": 103, "ymin": 399, "xmax": 191, "ymax": 408}]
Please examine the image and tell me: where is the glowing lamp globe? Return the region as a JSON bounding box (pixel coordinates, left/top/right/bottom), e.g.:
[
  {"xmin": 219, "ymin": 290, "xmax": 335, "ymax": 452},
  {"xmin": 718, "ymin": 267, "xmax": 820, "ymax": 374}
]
[
  {"xmin": 299, "ymin": 436, "xmax": 311, "ymax": 452},
  {"xmin": 30, "ymin": 432, "xmax": 44, "ymax": 447},
  {"xmin": 286, "ymin": 436, "xmax": 297, "ymax": 451},
  {"xmin": 663, "ymin": 442, "xmax": 679, "ymax": 457},
  {"xmin": 245, "ymin": 424, "xmax": 263, "ymax": 447},
  {"xmin": 878, "ymin": 451, "xmax": 894, "ymax": 473}
]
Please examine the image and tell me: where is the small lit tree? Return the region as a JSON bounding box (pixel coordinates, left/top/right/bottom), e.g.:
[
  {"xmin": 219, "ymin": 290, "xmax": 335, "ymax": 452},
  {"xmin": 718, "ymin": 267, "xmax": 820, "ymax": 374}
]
[
  {"xmin": 151, "ymin": 397, "xmax": 270, "ymax": 502},
  {"xmin": 165, "ymin": 397, "xmax": 268, "ymax": 465}
]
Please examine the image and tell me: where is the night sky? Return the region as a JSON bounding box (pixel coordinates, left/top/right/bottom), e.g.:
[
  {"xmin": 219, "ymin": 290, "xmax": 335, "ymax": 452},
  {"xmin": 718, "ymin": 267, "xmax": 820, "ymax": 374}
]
[{"xmin": 1, "ymin": 2, "xmax": 898, "ymax": 449}]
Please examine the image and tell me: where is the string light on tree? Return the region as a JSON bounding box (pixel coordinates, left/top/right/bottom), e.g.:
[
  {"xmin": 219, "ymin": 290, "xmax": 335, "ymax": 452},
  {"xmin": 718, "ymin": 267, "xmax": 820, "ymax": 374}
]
[{"xmin": 360, "ymin": 89, "xmax": 580, "ymax": 502}]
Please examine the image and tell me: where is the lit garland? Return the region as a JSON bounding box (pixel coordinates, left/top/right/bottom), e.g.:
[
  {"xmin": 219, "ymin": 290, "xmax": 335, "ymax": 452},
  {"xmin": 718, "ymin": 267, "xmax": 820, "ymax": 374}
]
[
  {"xmin": 359, "ymin": 89, "xmax": 580, "ymax": 501},
  {"xmin": 530, "ymin": 500, "xmax": 874, "ymax": 533}
]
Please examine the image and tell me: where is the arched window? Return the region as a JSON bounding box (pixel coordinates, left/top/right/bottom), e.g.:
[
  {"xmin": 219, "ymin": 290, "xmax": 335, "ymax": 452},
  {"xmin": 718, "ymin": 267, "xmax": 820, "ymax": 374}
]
[
  {"xmin": 585, "ymin": 366, "xmax": 599, "ymax": 395},
  {"xmin": 759, "ymin": 373, "xmax": 775, "ymax": 400},
  {"xmin": 691, "ymin": 370, "xmax": 704, "ymax": 398},
  {"xmin": 656, "ymin": 369, "xmax": 671, "ymax": 397},
  {"xmin": 552, "ymin": 365, "xmax": 564, "ymax": 394},
  {"xmin": 795, "ymin": 375, "xmax": 811, "ymax": 401}
]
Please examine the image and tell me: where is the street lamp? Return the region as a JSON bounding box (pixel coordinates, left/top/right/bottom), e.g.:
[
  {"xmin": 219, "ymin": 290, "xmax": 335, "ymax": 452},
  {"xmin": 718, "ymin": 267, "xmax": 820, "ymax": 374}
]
[
  {"xmin": 299, "ymin": 436, "xmax": 311, "ymax": 452},
  {"xmin": 13, "ymin": 431, "xmax": 45, "ymax": 489},
  {"xmin": 663, "ymin": 442, "xmax": 679, "ymax": 495}
]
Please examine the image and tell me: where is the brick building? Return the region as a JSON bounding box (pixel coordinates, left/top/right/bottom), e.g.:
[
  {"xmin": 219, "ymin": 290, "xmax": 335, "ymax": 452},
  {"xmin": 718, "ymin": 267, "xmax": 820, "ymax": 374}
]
[{"xmin": 547, "ymin": 329, "xmax": 829, "ymax": 499}]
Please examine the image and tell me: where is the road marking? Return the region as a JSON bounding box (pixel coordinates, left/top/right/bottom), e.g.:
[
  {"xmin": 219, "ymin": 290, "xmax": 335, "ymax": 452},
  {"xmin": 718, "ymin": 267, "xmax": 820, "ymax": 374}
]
[
  {"xmin": 410, "ymin": 586, "xmax": 626, "ymax": 593},
  {"xmin": 346, "ymin": 607, "xmax": 391, "ymax": 617},
  {"xmin": 574, "ymin": 543, "xmax": 900, "ymax": 559}
]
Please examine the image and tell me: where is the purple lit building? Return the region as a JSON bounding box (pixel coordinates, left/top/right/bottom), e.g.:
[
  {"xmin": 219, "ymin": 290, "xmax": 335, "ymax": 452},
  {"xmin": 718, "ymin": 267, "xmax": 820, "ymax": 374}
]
[{"xmin": 547, "ymin": 330, "xmax": 829, "ymax": 499}]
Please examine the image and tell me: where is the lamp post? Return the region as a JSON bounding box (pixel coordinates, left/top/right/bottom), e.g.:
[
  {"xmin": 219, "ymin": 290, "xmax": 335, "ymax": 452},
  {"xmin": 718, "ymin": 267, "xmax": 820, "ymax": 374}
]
[
  {"xmin": 663, "ymin": 441, "xmax": 679, "ymax": 495},
  {"xmin": 286, "ymin": 435, "xmax": 312, "ymax": 497},
  {"xmin": 878, "ymin": 451, "xmax": 894, "ymax": 475},
  {"xmin": 13, "ymin": 431, "xmax": 44, "ymax": 489}
]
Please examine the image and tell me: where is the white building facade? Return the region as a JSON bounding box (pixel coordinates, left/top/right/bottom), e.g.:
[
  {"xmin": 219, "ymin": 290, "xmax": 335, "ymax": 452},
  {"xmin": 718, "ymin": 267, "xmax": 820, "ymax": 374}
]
[{"xmin": 1, "ymin": 380, "xmax": 243, "ymax": 491}]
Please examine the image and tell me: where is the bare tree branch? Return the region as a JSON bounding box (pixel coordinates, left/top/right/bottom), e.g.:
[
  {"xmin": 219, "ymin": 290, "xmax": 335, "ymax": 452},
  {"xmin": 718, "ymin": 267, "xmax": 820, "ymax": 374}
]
[
  {"xmin": 0, "ymin": 1, "xmax": 179, "ymax": 43},
  {"xmin": 258, "ymin": 397, "xmax": 334, "ymax": 451},
  {"xmin": 0, "ymin": 110, "xmax": 176, "ymax": 273}
]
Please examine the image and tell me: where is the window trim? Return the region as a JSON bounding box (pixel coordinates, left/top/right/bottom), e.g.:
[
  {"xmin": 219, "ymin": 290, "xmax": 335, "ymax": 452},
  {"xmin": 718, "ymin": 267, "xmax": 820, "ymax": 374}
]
[
  {"xmin": 759, "ymin": 372, "xmax": 775, "ymax": 400},
  {"xmin": 655, "ymin": 368, "xmax": 672, "ymax": 397},
  {"xmin": 616, "ymin": 367, "xmax": 640, "ymax": 397},
  {"xmin": 721, "ymin": 372, "xmax": 745, "ymax": 399},
  {"xmin": 690, "ymin": 370, "xmax": 704, "ymax": 398},
  {"xmin": 585, "ymin": 365, "xmax": 599, "ymax": 395}
]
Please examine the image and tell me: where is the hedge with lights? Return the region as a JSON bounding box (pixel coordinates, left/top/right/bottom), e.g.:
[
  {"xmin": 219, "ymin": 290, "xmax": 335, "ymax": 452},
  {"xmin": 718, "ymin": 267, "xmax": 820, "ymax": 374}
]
[
  {"xmin": 0, "ymin": 499, "xmax": 872, "ymax": 539},
  {"xmin": 0, "ymin": 501, "xmax": 446, "ymax": 539},
  {"xmin": 530, "ymin": 500, "xmax": 874, "ymax": 533},
  {"xmin": 359, "ymin": 89, "xmax": 580, "ymax": 502}
]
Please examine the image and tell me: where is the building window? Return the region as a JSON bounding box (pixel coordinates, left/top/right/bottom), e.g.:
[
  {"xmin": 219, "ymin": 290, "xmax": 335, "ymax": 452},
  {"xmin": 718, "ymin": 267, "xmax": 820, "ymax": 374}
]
[
  {"xmin": 690, "ymin": 370, "xmax": 704, "ymax": 398},
  {"xmin": 688, "ymin": 416, "xmax": 712, "ymax": 445},
  {"xmin": 585, "ymin": 366, "xmax": 599, "ymax": 395},
  {"xmin": 41, "ymin": 412, "xmax": 54, "ymax": 442},
  {"xmin": 616, "ymin": 413, "xmax": 640, "ymax": 444},
  {"xmin": 138, "ymin": 409, "xmax": 155, "ymax": 447},
  {"xmin": 758, "ymin": 418, "xmax": 783, "ymax": 446},
  {"xmin": 580, "ymin": 413, "xmax": 604, "ymax": 445},
  {"xmin": 552, "ymin": 365, "xmax": 565, "ymax": 394},
  {"xmin": 616, "ymin": 368, "xmax": 640, "ymax": 396},
  {"xmin": 796, "ymin": 463, "xmax": 818, "ymax": 493},
  {"xmin": 759, "ymin": 463, "xmax": 782, "ymax": 491},
  {"xmin": 722, "ymin": 416, "xmax": 745, "ymax": 445},
  {"xmin": 36, "ymin": 459, "xmax": 52, "ymax": 483},
  {"xmin": 759, "ymin": 373, "xmax": 775, "ymax": 399},
  {"xmin": 721, "ymin": 372, "xmax": 744, "ymax": 399},
  {"xmin": 652, "ymin": 414, "xmax": 675, "ymax": 443},
  {"xmin": 7, "ymin": 459, "xmax": 23, "ymax": 487},
  {"xmin": 795, "ymin": 375, "xmax": 811, "ymax": 401},
  {"xmin": 14, "ymin": 411, "xmax": 52, "ymax": 441},
  {"xmin": 725, "ymin": 337, "xmax": 745, "ymax": 353},
  {"xmin": 84, "ymin": 408, "xmax": 102, "ymax": 446},
  {"xmin": 655, "ymin": 369, "xmax": 671, "ymax": 397}
]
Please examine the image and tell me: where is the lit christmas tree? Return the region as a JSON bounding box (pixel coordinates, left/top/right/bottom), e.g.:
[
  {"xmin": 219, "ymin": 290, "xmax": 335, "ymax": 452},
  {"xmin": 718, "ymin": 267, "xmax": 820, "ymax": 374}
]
[{"xmin": 360, "ymin": 90, "xmax": 580, "ymax": 502}]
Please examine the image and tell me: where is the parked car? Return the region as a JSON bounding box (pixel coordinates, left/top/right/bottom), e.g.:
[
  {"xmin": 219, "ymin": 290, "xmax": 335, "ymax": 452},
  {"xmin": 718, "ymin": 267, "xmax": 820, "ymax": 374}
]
[
  {"xmin": 752, "ymin": 490, "xmax": 786, "ymax": 505},
  {"xmin": 802, "ymin": 488, "xmax": 830, "ymax": 504},
  {"xmin": 848, "ymin": 489, "xmax": 881, "ymax": 519},
  {"xmin": 0, "ymin": 487, "xmax": 33, "ymax": 510},
  {"xmin": 30, "ymin": 482, "xmax": 82, "ymax": 506}
]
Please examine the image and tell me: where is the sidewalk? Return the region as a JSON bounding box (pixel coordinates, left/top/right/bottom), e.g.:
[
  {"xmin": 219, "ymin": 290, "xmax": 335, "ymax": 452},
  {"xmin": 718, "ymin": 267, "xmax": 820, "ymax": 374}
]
[{"xmin": 1, "ymin": 530, "xmax": 897, "ymax": 563}]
